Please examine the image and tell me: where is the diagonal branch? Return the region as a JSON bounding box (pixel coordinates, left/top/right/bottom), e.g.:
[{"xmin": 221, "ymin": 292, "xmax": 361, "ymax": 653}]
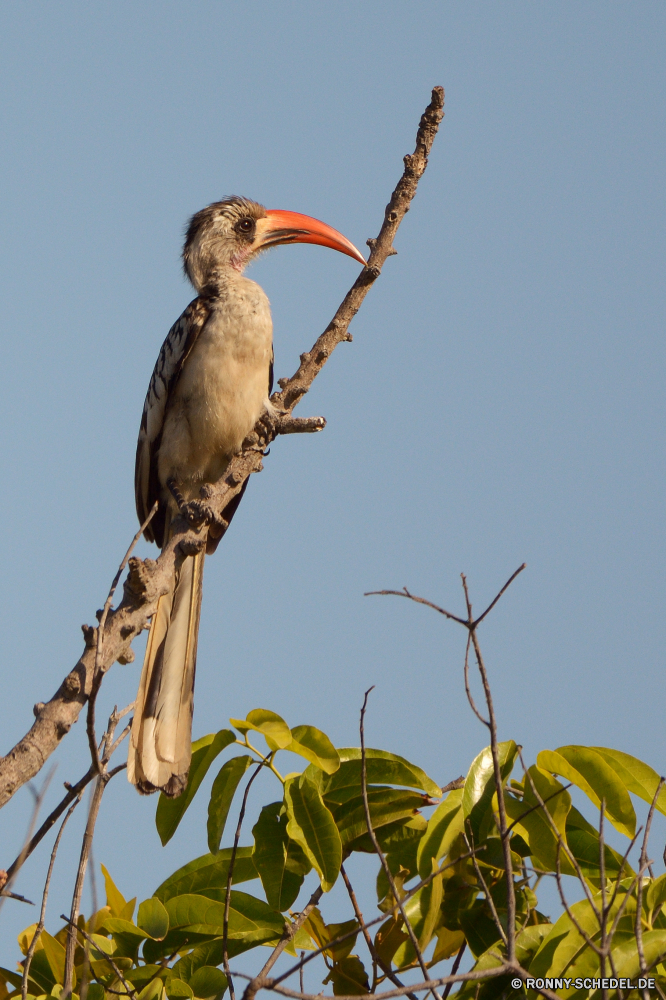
[{"xmin": 0, "ymin": 85, "xmax": 445, "ymax": 811}]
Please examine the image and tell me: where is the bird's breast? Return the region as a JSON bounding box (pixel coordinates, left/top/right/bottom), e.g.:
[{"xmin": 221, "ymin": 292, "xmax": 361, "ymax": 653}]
[{"xmin": 160, "ymin": 279, "xmax": 273, "ymax": 488}]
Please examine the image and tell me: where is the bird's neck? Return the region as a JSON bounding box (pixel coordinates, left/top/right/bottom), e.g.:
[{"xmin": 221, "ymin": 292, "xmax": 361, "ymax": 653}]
[{"xmin": 196, "ymin": 264, "xmax": 250, "ymax": 299}]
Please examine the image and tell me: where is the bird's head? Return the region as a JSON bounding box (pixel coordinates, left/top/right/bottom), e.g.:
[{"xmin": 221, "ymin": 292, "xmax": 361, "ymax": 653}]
[{"xmin": 182, "ymin": 196, "xmax": 365, "ymax": 292}]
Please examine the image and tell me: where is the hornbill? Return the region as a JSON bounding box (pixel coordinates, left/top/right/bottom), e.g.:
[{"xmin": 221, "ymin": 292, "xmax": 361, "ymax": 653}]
[{"xmin": 128, "ymin": 196, "xmax": 365, "ymax": 796}]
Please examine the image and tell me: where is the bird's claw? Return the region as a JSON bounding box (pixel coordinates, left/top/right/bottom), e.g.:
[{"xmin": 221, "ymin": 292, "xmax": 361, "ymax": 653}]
[{"xmin": 182, "ymin": 499, "xmax": 229, "ymax": 533}]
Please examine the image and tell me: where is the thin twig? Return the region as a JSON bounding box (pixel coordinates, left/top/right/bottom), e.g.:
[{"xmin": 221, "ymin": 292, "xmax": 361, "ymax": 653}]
[
  {"xmin": 63, "ymin": 776, "xmax": 105, "ymax": 996},
  {"xmin": 60, "ymin": 914, "xmax": 138, "ymax": 1000},
  {"xmin": 234, "ymin": 962, "xmax": 514, "ymax": 1000},
  {"xmin": 464, "ymin": 830, "xmax": 507, "ymax": 946},
  {"xmin": 0, "ymin": 767, "xmax": 55, "ymax": 913},
  {"xmin": 462, "ymin": 574, "xmax": 517, "ymax": 964},
  {"xmin": 518, "ymin": 750, "xmax": 600, "ymax": 918},
  {"xmin": 88, "ymin": 503, "xmax": 158, "ymax": 773},
  {"xmin": 359, "ymin": 688, "xmax": 441, "ymax": 1000},
  {"xmin": 340, "ymin": 863, "xmax": 420, "ymax": 1000},
  {"xmin": 22, "ymin": 794, "xmax": 82, "ymax": 999},
  {"xmin": 463, "ymin": 631, "xmax": 487, "ymax": 726},
  {"xmin": 441, "ymin": 943, "xmax": 466, "ymax": 1000},
  {"xmin": 224, "ymin": 762, "xmax": 266, "ymax": 1000},
  {"xmin": 271, "ymin": 848, "xmax": 484, "ymax": 991},
  {"xmin": 243, "ymin": 885, "xmax": 325, "ymax": 1000},
  {"xmin": 6, "ymin": 766, "xmax": 95, "ymax": 881},
  {"xmin": 636, "ymin": 777, "xmax": 664, "ymax": 998}
]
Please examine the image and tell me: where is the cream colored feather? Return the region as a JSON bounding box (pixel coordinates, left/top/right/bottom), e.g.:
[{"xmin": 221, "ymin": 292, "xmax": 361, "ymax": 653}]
[{"xmin": 128, "ymin": 543, "xmax": 205, "ymax": 797}]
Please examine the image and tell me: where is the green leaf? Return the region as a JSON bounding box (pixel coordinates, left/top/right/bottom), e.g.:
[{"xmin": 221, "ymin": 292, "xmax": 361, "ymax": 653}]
[
  {"xmin": 86, "ymin": 984, "xmax": 106, "ymax": 1000},
  {"xmin": 187, "ymin": 966, "xmax": 228, "ymax": 1000},
  {"xmin": 323, "ymin": 956, "xmax": 370, "ymax": 996},
  {"xmin": 288, "ymin": 725, "xmax": 340, "ymax": 774},
  {"xmin": 252, "ymin": 802, "xmax": 311, "ymax": 910},
  {"xmin": 346, "ymin": 814, "xmax": 427, "ymax": 856},
  {"xmin": 565, "ymin": 805, "xmax": 636, "ymax": 884},
  {"xmin": 207, "ymin": 756, "xmax": 254, "ymax": 854},
  {"xmin": 121, "ymin": 966, "xmax": 164, "ymax": 987},
  {"xmin": 101, "ymin": 863, "xmax": 129, "ymax": 917},
  {"xmin": 139, "ymin": 980, "xmax": 165, "ymax": 1000},
  {"xmin": 530, "ymin": 886, "xmax": 635, "ymax": 979},
  {"xmin": 285, "ymin": 775, "xmax": 342, "ymax": 891},
  {"xmin": 504, "ymin": 766, "xmax": 573, "ymax": 875},
  {"xmin": 462, "ymin": 741, "xmax": 519, "ymax": 841},
  {"xmin": 456, "ymin": 925, "xmax": 552, "ymax": 999},
  {"xmin": 166, "ymin": 980, "xmax": 193, "ymax": 999},
  {"xmin": 647, "ymin": 873, "xmax": 666, "ymax": 915},
  {"xmin": 165, "ymin": 891, "xmax": 285, "ymax": 943},
  {"xmin": 591, "ymin": 747, "xmax": 666, "ymax": 815},
  {"xmin": 302, "ymin": 909, "xmax": 359, "ymax": 961},
  {"xmin": 154, "ymin": 848, "xmax": 257, "ymax": 903},
  {"xmin": 39, "ymin": 931, "xmax": 66, "ymax": 987},
  {"xmin": 100, "ymin": 916, "xmax": 147, "ymax": 941},
  {"xmin": 594, "ymin": 928, "xmax": 666, "ymax": 994},
  {"xmin": 156, "ymin": 730, "xmax": 236, "ymax": 846},
  {"xmin": 229, "ymin": 709, "xmax": 292, "ymax": 750},
  {"xmin": 137, "ymin": 897, "xmax": 170, "ymax": 941},
  {"xmin": 416, "ymin": 788, "xmax": 464, "ymax": 878},
  {"xmin": 330, "ymin": 787, "xmax": 428, "ymax": 848},
  {"xmin": 538, "ymin": 745, "xmax": 636, "ymax": 838},
  {"xmin": 323, "ymin": 749, "xmax": 441, "ymax": 798},
  {"xmin": 392, "ymin": 860, "xmax": 444, "ymax": 967}
]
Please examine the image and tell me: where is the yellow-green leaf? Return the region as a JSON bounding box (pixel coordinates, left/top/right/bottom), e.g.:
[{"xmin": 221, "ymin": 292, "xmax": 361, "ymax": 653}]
[
  {"xmin": 187, "ymin": 966, "xmax": 228, "ymax": 1000},
  {"xmin": 166, "ymin": 980, "xmax": 193, "ymax": 999},
  {"xmin": 154, "ymin": 847, "xmax": 257, "ymax": 903},
  {"xmin": 137, "ymin": 897, "xmax": 169, "ymax": 941},
  {"xmin": 323, "ymin": 956, "xmax": 370, "ymax": 996},
  {"xmin": 504, "ymin": 765, "xmax": 574, "ymax": 875},
  {"xmin": 326, "ymin": 749, "xmax": 441, "ymax": 798},
  {"xmin": 539, "ymin": 745, "xmax": 636, "ymax": 838},
  {"xmin": 156, "ymin": 730, "xmax": 236, "ymax": 846},
  {"xmin": 288, "ymin": 725, "xmax": 340, "ymax": 775},
  {"xmin": 591, "ymin": 747, "xmax": 666, "ymax": 815},
  {"xmin": 101, "ymin": 863, "xmax": 128, "ymax": 918},
  {"xmin": 229, "ymin": 709, "xmax": 292, "ymax": 750},
  {"xmin": 462, "ymin": 740, "xmax": 519, "ymax": 840},
  {"xmin": 416, "ymin": 788, "xmax": 464, "ymax": 878},
  {"xmin": 39, "ymin": 932, "xmax": 66, "ymax": 987},
  {"xmin": 207, "ymin": 755, "xmax": 254, "ymax": 854},
  {"xmin": 285, "ymin": 775, "xmax": 342, "ymax": 892},
  {"xmin": 139, "ymin": 980, "xmax": 165, "ymax": 1000},
  {"xmin": 252, "ymin": 802, "xmax": 311, "ymax": 911}
]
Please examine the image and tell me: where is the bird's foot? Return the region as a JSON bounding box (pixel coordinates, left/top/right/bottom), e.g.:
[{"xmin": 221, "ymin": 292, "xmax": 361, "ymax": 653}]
[
  {"xmin": 167, "ymin": 478, "xmax": 228, "ymax": 533},
  {"xmin": 184, "ymin": 498, "xmax": 229, "ymax": 533},
  {"xmin": 253, "ymin": 409, "xmax": 281, "ymax": 450}
]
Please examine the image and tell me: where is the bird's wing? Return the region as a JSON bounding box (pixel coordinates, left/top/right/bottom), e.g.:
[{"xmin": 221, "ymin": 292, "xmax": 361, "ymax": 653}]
[{"xmin": 135, "ymin": 296, "xmax": 211, "ymax": 545}]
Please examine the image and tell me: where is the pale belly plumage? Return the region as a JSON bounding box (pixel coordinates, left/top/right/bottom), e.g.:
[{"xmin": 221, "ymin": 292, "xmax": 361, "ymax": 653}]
[{"xmin": 158, "ymin": 275, "xmax": 273, "ymax": 496}]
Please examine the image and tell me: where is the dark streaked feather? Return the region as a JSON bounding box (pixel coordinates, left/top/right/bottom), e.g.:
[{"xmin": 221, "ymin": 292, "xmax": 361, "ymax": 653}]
[{"xmin": 135, "ymin": 297, "xmax": 211, "ymax": 546}]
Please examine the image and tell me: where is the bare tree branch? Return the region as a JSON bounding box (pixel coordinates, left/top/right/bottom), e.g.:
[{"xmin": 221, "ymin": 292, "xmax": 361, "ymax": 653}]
[
  {"xmin": 340, "ymin": 861, "xmax": 419, "ymax": 1000},
  {"xmin": 0, "ymin": 85, "xmax": 445, "ymax": 810},
  {"xmin": 22, "ymin": 794, "xmax": 82, "ymax": 999},
  {"xmin": 359, "ymin": 688, "xmax": 441, "ymax": 1000},
  {"xmin": 636, "ymin": 777, "xmax": 664, "ymax": 998},
  {"xmin": 224, "ymin": 761, "xmax": 266, "ymax": 1000}
]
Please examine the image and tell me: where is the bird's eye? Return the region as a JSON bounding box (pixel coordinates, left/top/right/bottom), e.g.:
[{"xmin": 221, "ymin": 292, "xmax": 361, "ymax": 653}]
[{"xmin": 235, "ymin": 217, "xmax": 255, "ymax": 237}]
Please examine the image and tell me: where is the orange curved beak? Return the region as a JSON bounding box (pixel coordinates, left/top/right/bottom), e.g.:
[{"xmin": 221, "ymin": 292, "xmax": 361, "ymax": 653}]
[{"xmin": 255, "ymin": 209, "xmax": 366, "ymax": 265}]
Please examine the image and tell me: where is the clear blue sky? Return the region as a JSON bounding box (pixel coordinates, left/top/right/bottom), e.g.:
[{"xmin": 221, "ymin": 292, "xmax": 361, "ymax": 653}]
[{"xmin": 0, "ymin": 0, "xmax": 664, "ymax": 972}]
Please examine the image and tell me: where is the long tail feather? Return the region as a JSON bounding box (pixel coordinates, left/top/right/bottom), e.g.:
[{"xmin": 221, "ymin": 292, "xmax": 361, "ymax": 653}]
[{"xmin": 128, "ymin": 540, "xmax": 205, "ymax": 797}]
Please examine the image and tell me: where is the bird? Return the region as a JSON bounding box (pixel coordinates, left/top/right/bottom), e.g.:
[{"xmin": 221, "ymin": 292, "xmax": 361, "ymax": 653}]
[{"xmin": 127, "ymin": 196, "xmax": 365, "ymax": 797}]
